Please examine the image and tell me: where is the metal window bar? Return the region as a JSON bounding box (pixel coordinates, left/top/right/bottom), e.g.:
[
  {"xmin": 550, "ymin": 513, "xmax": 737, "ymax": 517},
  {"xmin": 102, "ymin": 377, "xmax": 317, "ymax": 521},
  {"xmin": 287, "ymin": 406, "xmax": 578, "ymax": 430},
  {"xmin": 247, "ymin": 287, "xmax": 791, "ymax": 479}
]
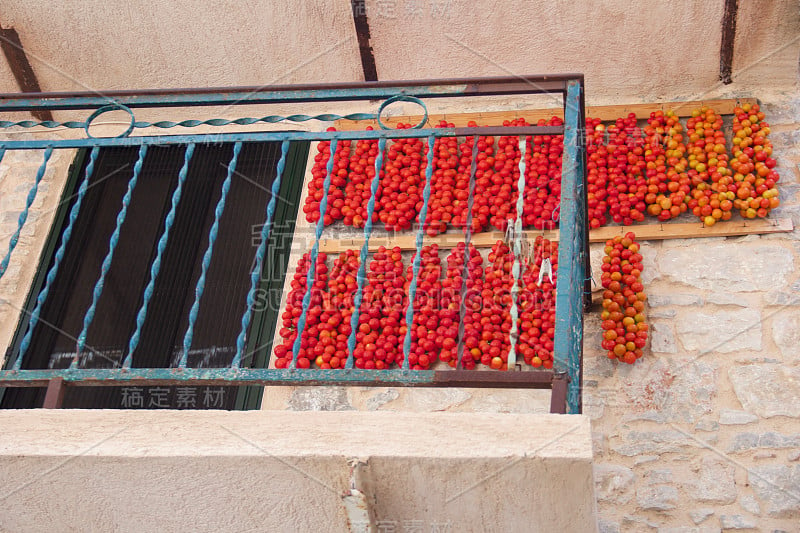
[
  {"xmin": 0, "ymin": 76, "xmax": 587, "ymax": 413},
  {"xmin": 233, "ymin": 140, "xmax": 291, "ymax": 369}
]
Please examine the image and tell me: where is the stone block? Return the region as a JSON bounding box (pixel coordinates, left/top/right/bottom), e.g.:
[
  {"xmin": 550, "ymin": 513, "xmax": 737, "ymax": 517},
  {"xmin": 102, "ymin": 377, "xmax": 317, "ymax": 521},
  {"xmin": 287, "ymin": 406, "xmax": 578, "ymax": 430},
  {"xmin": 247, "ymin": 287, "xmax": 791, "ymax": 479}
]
[
  {"xmin": 594, "ymin": 463, "xmax": 635, "ymax": 504},
  {"xmin": 612, "ymin": 430, "xmax": 700, "ymax": 457},
  {"xmin": 749, "ymin": 464, "xmax": 800, "ymax": 517},
  {"xmin": 772, "ymin": 310, "xmax": 800, "ymax": 359},
  {"xmin": 288, "ymin": 387, "xmax": 354, "ymax": 411},
  {"xmin": 763, "ymin": 280, "xmax": 800, "ymax": 306},
  {"xmin": 729, "ymin": 365, "xmax": 800, "ymax": 418},
  {"xmin": 649, "ymin": 293, "xmax": 704, "ymax": 307},
  {"xmin": 676, "ymin": 309, "xmax": 762, "ymax": 353},
  {"xmin": 598, "ymin": 518, "xmax": 620, "ymax": 533},
  {"xmin": 660, "ymin": 243, "xmax": 793, "ymax": 292},
  {"xmin": 740, "ymin": 494, "xmax": 760, "ymax": 515},
  {"xmin": 651, "ymin": 322, "xmax": 678, "ymax": 354},
  {"xmin": 719, "ymin": 514, "xmax": 757, "ymax": 530},
  {"xmin": 637, "ymin": 484, "xmax": 678, "ymax": 511},
  {"xmin": 719, "ymin": 409, "xmax": 758, "ymax": 426},
  {"xmin": 689, "ymin": 508, "xmax": 714, "ymax": 524},
  {"xmin": 616, "ymin": 358, "xmax": 717, "ymax": 424},
  {"xmin": 691, "ymin": 457, "xmax": 736, "ymax": 504}
]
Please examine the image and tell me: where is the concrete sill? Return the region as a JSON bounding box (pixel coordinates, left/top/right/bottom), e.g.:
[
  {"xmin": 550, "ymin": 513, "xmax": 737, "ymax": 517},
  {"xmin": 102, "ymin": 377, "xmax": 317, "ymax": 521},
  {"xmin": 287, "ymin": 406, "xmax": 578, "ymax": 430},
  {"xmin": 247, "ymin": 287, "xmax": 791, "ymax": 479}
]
[{"xmin": 0, "ymin": 410, "xmax": 596, "ymax": 532}]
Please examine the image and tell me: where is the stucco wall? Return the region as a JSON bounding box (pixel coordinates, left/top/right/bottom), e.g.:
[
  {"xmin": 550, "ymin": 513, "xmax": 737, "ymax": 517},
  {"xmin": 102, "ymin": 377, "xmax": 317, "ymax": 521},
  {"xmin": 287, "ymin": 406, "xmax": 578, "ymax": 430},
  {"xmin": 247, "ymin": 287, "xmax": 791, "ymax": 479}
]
[{"xmin": 1, "ymin": 0, "xmax": 797, "ymax": 103}]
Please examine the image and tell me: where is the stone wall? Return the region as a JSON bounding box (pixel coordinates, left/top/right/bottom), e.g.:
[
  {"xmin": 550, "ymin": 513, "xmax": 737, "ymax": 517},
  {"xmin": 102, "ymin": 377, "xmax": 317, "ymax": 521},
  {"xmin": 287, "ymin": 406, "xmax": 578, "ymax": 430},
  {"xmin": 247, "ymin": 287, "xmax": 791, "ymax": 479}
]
[{"xmin": 587, "ymin": 96, "xmax": 800, "ymax": 532}]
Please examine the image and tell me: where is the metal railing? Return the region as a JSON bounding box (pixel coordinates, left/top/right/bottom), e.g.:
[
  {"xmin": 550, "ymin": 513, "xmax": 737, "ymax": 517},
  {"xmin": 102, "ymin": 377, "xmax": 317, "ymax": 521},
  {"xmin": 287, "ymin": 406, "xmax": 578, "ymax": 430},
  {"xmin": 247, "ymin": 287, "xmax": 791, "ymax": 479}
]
[{"xmin": 0, "ymin": 75, "xmax": 588, "ymax": 413}]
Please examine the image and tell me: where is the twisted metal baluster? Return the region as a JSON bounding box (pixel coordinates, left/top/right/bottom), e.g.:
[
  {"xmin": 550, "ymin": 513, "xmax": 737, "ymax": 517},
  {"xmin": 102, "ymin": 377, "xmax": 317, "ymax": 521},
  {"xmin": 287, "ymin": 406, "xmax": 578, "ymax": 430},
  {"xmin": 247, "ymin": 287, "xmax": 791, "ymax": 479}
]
[
  {"xmin": 507, "ymin": 136, "xmax": 528, "ymax": 369},
  {"xmin": 344, "ymin": 137, "xmax": 387, "ymax": 370},
  {"xmin": 455, "ymin": 135, "xmax": 480, "ymax": 369},
  {"xmin": 0, "ymin": 112, "xmax": 377, "ymax": 131},
  {"xmin": 0, "ymin": 147, "xmax": 52, "ymax": 280},
  {"xmin": 289, "ymin": 138, "xmax": 338, "ymax": 369},
  {"xmin": 71, "ymin": 145, "xmax": 147, "ymax": 366},
  {"xmin": 232, "ymin": 140, "xmax": 290, "ymax": 368},
  {"xmin": 15, "ymin": 147, "xmax": 100, "ymax": 369},
  {"xmin": 401, "ymin": 135, "xmax": 436, "ymax": 370},
  {"xmin": 123, "ymin": 143, "xmax": 195, "ymax": 369},
  {"xmin": 180, "ymin": 142, "xmax": 242, "ymax": 367}
]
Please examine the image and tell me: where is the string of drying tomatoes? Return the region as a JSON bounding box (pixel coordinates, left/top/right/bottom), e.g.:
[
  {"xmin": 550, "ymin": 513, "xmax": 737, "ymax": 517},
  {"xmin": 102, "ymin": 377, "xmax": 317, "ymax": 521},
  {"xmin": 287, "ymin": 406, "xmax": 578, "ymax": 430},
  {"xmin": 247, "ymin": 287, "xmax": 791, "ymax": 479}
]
[
  {"xmin": 730, "ymin": 103, "xmax": 780, "ymax": 219},
  {"xmin": 686, "ymin": 107, "xmax": 732, "ymax": 226},
  {"xmin": 600, "ymin": 232, "xmax": 648, "ymax": 364},
  {"xmin": 272, "ymin": 252, "xmax": 329, "ymax": 369},
  {"xmin": 643, "ymin": 110, "xmax": 691, "ymax": 221}
]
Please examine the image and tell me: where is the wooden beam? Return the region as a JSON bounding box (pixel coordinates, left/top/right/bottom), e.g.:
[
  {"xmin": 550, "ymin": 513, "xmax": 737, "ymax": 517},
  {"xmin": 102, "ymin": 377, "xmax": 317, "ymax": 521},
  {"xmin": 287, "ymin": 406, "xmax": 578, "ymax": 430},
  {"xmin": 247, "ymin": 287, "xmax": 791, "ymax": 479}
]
[
  {"xmin": 318, "ymin": 217, "xmax": 793, "ymax": 253},
  {"xmin": 719, "ymin": 0, "xmax": 739, "ymax": 84},
  {"xmin": 42, "ymin": 377, "xmax": 66, "ymax": 408},
  {"xmin": 549, "ymin": 374, "xmax": 569, "ymax": 414},
  {"xmin": 333, "ymin": 97, "xmax": 758, "ymax": 130},
  {"xmin": 350, "ymin": 1, "xmax": 378, "ymax": 82},
  {"xmin": 0, "ymin": 26, "xmax": 53, "ymax": 122}
]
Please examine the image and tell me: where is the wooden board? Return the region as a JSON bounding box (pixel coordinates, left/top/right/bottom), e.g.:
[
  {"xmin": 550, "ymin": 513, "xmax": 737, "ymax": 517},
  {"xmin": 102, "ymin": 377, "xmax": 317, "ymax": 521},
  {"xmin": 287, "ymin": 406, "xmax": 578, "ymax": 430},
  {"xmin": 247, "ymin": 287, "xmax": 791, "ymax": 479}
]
[
  {"xmin": 333, "ymin": 97, "xmax": 759, "ymax": 130},
  {"xmin": 318, "ymin": 217, "xmax": 793, "ymax": 253}
]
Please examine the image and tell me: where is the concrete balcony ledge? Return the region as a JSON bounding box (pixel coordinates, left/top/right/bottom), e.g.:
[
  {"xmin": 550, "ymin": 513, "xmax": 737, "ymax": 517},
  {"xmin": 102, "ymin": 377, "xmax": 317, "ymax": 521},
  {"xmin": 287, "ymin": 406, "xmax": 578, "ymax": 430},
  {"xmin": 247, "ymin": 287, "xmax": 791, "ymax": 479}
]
[{"xmin": 0, "ymin": 410, "xmax": 596, "ymax": 532}]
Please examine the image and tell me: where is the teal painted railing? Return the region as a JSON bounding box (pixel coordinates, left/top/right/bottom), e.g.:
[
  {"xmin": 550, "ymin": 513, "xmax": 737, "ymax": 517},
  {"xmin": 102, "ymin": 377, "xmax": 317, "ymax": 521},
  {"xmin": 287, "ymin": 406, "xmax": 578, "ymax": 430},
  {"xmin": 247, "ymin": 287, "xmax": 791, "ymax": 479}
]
[{"xmin": 0, "ymin": 76, "xmax": 588, "ymax": 413}]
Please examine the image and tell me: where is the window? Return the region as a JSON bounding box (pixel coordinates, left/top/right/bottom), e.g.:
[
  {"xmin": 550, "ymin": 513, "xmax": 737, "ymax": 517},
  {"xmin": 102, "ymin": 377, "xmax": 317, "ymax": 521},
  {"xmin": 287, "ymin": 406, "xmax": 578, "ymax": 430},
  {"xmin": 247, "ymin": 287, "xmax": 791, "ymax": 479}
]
[{"xmin": 1, "ymin": 141, "xmax": 309, "ymax": 409}]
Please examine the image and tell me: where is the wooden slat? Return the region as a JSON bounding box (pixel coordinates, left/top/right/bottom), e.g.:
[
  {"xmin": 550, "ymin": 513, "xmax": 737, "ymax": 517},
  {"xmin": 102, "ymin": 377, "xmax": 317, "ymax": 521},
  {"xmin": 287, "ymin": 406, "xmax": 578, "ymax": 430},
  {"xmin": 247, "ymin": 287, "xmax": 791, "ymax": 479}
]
[
  {"xmin": 333, "ymin": 97, "xmax": 759, "ymax": 130},
  {"xmin": 318, "ymin": 217, "xmax": 793, "ymax": 253}
]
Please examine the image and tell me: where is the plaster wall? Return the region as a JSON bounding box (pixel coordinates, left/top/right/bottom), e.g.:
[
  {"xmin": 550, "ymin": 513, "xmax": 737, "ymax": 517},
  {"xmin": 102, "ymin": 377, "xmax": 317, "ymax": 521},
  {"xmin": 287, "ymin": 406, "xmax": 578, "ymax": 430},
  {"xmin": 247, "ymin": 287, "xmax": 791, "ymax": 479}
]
[{"xmin": 0, "ymin": 0, "xmax": 797, "ymax": 105}]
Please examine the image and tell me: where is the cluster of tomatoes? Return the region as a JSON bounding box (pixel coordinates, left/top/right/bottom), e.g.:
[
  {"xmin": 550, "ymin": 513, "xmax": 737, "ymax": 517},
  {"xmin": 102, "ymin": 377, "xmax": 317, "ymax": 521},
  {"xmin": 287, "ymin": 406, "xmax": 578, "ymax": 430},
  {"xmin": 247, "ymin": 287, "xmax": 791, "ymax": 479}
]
[
  {"xmin": 275, "ymin": 236, "xmax": 567, "ymax": 371},
  {"xmin": 586, "ymin": 118, "xmax": 610, "ymax": 228},
  {"xmin": 341, "ymin": 134, "xmax": 380, "ymax": 228},
  {"xmin": 304, "ymin": 108, "xmax": 782, "ymax": 234},
  {"xmin": 643, "ymin": 110, "xmax": 691, "ymax": 221},
  {"xmin": 402, "ymin": 244, "xmax": 447, "ymax": 369},
  {"xmin": 273, "ymin": 252, "xmax": 330, "ymax": 369},
  {"xmin": 460, "ymin": 241, "xmax": 514, "ymax": 370},
  {"xmin": 302, "ymin": 132, "xmax": 350, "ymax": 226},
  {"xmin": 516, "ymin": 237, "xmax": 558, "ymax": 368},
  {"xmin": 685, "ymin": 107, "xmax": 733, "ymax": 226},
  {"xmin": 600, "ymin": 233, "xmax": 648, "ymax": 364},
  {"xmin": 302, "ymin": 121, "xmax": 568, "ymax": 235},
  {"xmin": 422, "ymin": 121, "xmax": 461, "ymax": 237},
  {"xmin": 586, "ymin": 114, "xmax": 647, "ymax": 228},
  {"xmin": 380, "ymin": 124, "xmax": 426, "ymax": 231},
  {"xmin": 521, "ymin": 118, "xmax": 564, "ymax": 230},
  {"xmin": 729, "ymin": 103, "xmax": 780, "ymax": 219},
  {"xmin": 273, "ymin": 250, "xmax": 362, "ymax": 370},
  {"xmin": 483, "ymin": 125, "xmax": 523, "ymax": 232},
  {"xmin": 451, "ymin": 128, "xmax": 495, "ymax": 234},
  {"xmin": 608, "ymin": 114, "xmax": 647, "ymax": 226},
  {"xmin": 437, "ymin": 242, "xmax": 479, "ymax": 367},
  {"xmin": 352, "ymin": 246, "xmax": 407, "ymax": 369}
]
